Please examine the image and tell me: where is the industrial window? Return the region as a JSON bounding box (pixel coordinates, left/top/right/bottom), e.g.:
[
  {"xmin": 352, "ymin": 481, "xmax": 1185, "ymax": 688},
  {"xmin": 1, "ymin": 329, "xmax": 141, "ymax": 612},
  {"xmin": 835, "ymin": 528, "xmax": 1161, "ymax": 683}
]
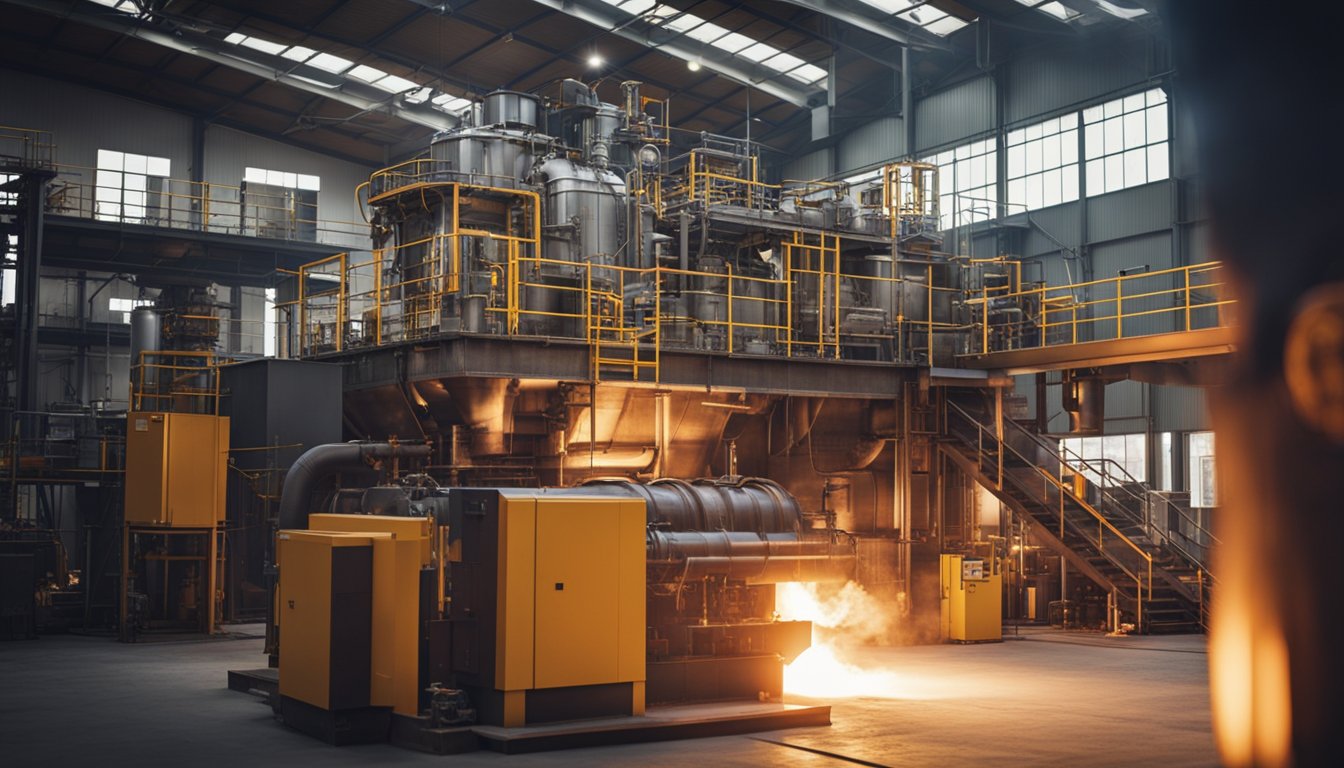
[
  {"xmin": 1082, "ymin": 88, "xmax": 1169, "ymax": 196},
  {"xmin": 1059, "ymin": 433, "xmax": 1146, "ymax": 487},
  {"xmin": 1006, "ymin": 113, "xmax": 1080, "ymax": 212},
  {"xmin": 108, "ymin": 297, "xmax": 152, "ymax": 324},
  {"xmin": 243, "ymin": 167, "xmax": 320, "ymax": 192},
  {"xmin": 95, "ymin": 149, "xmax": 171, "ymax": 223},
  {"xmin": 922, "ymin": 138, "xmax": 997, "ymax": 230},
  {"xmin": 241, "ymin": 167, "xmax": 320, "ymax": 241},
  {"xmin": 1187, "ymin": 431, "xmax": 1217, "ymax": 507}
]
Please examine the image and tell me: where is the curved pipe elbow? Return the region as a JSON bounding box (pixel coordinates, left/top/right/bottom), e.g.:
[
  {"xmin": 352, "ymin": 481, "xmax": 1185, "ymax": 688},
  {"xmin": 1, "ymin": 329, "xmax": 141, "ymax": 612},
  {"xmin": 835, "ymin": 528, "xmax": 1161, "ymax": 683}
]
[{"xmin": 277, "ymin": 442, "xmax": 431, "ymax": 531}]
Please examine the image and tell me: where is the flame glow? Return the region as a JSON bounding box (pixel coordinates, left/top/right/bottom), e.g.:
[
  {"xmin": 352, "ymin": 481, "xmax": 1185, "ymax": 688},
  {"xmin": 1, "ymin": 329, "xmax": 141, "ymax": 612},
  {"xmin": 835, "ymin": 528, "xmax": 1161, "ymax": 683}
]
[{"xmin": 776, "ymin": 581, "xmax": 905, "ymax": 699}]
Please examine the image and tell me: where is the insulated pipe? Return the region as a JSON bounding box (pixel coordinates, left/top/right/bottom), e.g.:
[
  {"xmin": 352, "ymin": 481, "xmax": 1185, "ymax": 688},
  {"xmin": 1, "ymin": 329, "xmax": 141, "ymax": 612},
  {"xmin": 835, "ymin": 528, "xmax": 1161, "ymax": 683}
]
[
  {"xmin": 581, "ymin": 476, "xmax": 803, "ymax": 533},
  {"xmin": 647, "ymin": 530, "xmax": 855, "ymax": 584},
  {"xmin": 277, "ymin": 442, "xmax": 431, "ymax": 530}
]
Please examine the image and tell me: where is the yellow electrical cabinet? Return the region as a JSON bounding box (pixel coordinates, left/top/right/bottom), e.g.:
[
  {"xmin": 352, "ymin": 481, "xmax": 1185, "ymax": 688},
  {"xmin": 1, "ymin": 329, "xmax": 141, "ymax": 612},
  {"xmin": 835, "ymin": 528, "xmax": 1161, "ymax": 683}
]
[
  {"xmin": 277, "ymin": 530, "xmax": 387, "ymax": 712},
  {"xmin": 941, "ymin": 554, "xmax": 1003, "ymax": 643},
  {"xmin": 308, "ymin": 513, "xmax": 428, "ymax": 717},
  {"xmin": 466, "ymin": 491, "xmax": 646, "ymax": 727},
  {"xmin": 124, "ymin": 412, "xmax": 228, "ymax": 527}
]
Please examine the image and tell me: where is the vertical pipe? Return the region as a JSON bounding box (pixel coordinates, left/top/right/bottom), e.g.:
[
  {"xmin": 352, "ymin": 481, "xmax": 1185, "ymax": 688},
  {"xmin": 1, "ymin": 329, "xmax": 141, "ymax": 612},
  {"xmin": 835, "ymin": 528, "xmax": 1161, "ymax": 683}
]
[{"xmin": 901, "ymin": 46, "xmax": 913, "ymax": 159}]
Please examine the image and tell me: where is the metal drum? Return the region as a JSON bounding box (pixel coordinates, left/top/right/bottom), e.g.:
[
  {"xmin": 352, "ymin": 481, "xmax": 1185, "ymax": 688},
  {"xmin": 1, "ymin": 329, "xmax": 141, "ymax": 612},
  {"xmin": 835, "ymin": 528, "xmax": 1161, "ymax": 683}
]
[
  {"xmin": 858, "ymin": 253, "xmax": 897, "ymax": 324},
  {"xmin": 430, "ymin": 127, "xmax": 536, "ymax": 186},
  {"xmin": 482, "ymin": 90, "xmax": 540, "ymax": 130}
]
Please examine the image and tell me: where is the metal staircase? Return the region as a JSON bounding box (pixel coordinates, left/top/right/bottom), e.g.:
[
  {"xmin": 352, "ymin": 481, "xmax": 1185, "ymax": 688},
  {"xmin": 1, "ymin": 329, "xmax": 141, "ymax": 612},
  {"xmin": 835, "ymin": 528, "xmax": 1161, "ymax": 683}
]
[{"xmin": 939, "ymin": 396, "xmax": 1213, "ymax": 633}]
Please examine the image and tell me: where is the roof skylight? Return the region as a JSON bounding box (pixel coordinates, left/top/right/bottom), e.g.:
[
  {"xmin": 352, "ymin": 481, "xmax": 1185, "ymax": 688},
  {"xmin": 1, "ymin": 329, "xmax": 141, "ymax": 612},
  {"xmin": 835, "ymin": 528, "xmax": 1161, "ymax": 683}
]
[
  {"xmin": 597, "ymin": 0, "xmax": 829, "ymax": 87},
  {"xmin": 218, "ymin": 29, "xmax": 474, "ymax": 116},
  {"xmin": 1016, "ymin": 0, "xmax": 1144, "ymax": 22},
  {"xmin": 88, "ymin": 0, "xmax": 141, "ymax": 15},
  {"xmin": 306, "ymin": 52, "xmax": 354, "ymax": 74},
  {"xmin": 853, "ymin": 1, "xmax": 971, "ymax": 36}
]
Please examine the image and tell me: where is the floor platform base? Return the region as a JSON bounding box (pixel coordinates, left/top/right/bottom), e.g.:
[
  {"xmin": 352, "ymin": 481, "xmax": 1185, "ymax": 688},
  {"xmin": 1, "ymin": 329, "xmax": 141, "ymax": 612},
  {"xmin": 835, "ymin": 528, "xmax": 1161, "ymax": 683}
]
[{"xmin": 470, "ymin": 701, "xmax": 831, "ymax": 755}]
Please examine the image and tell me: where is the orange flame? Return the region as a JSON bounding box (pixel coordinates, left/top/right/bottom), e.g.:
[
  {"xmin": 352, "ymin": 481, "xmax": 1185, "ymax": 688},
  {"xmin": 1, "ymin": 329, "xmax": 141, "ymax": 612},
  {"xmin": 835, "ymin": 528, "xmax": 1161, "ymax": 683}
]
[{"xmin": 775, "ymin": 581, "xmax": 905, "ymax": 699}]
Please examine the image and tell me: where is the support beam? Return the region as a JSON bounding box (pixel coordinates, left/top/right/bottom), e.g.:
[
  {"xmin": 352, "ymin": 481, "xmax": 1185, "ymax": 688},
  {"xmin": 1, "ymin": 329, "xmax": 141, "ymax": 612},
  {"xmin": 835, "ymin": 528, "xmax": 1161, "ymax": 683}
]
[
  {"xmin": 13, "ymin": 170, "xmax": 53, "ymax": 411},
  {"xmin": 772, "ymin": 0, "xmax": 952, "ymax": 51},
  {"xmin": 521, "ymin": 0, "xmax": 822, "ymax": 107},
  {"xmin": 4, "ymin": 0, "xmax": 458, "ymax": 132}
]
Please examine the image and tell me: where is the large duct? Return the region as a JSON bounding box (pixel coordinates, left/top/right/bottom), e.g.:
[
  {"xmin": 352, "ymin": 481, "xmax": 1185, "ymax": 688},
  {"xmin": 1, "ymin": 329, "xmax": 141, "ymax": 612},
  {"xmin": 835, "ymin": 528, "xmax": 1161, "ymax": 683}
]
[
  {"xmin": 647, "ymin": 530, "xmax": 854, "ymax": 584},
  {"xmin": 581, "ymin": 476, "xmax": 803, "ymax": 533},
  {"xmin": 277, "ymin": 442, "xmax": 432, "ymax": 530}
]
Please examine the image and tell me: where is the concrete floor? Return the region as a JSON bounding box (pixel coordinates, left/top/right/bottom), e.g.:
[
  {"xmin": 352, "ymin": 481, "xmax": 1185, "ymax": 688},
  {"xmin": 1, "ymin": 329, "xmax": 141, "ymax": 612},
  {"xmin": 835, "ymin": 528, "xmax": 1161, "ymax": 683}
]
[{"xmin": 0, "ymin": 628, "xmax": 1215, "ymax": 767}]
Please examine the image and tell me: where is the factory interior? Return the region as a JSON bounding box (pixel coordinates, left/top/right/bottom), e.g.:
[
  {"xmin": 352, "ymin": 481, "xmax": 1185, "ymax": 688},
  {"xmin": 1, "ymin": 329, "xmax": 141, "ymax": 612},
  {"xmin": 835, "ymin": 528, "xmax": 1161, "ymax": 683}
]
[{"xmin": 2, "ymin": 1, "xmax": 1339, "ymax": 765}]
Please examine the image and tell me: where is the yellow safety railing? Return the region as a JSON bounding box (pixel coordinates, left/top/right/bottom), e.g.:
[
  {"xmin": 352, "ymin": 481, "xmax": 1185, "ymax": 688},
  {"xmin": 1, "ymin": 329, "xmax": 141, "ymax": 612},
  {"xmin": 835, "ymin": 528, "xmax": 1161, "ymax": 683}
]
[
  {"xmin": 966, "ymin": 261, "xmax": 1232, "ymax": 356},
  {"xmin": 296, "ymin": 164, "xmax": 963, "ymax": 376},
  {"xmin": 881, "ymin": 161, "xmax": 940, "ymax": 239},
  {"xmin": 671, "ymin": 150, "xmax": 781, "ymax": 210},
  {"xmin": 297, "ymin": 242, "xmax": 961, "ymax": 375},
  {"xmin": 131, "ymin": 350, "xmax": 226, "ymax": 415}
]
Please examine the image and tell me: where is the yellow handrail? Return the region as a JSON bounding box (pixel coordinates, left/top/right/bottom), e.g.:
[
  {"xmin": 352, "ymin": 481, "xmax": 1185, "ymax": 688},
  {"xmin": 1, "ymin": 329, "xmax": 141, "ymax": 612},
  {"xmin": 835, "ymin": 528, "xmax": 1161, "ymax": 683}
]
[{"xmin": 969, "ymin": 261, "xmax": 1231, "ymax": 356}]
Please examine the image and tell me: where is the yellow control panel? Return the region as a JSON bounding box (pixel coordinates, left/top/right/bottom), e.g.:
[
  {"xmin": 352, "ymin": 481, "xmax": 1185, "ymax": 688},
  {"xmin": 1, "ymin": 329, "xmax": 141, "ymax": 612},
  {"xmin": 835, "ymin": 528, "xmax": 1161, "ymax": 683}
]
[
  {"xmin": 124, "ymin": 412, "xmax": 228, "ymax": 527},
  {"xmin": 941, "ymin": 553, "xmax": 1003, "ymax": 643}
]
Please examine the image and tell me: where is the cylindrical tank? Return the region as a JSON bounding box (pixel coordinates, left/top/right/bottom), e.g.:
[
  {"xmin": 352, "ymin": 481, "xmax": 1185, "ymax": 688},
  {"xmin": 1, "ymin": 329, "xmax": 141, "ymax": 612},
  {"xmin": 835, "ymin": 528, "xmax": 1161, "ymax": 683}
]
[
  {"xmin": 429, "ymin": 127, "xmax": 537, "ymax": 186},
  {"xmin": 858, "ymin": 253, "xmax": 897, "ymax": 323},
  {"xmin": 129, "ymin": 306, "xmax": 160, "ymax": 392},
  {"xmin": 482, "ymin": 90, "xmax": 540, "ymax": 130},
  {"xmin": 581, "ymin": 477, "xmax": 803, "ymax": 533},
  {"xmin": 730, "ymin": 273, "xmax": 772, "ymax": 350},
  {"xmin": 536, "ymin": 158, "xmax": 625, "ymax": 264},
  {"xmin": 686, "ymin": 259, "xmax": 727, "ymax": 348}
]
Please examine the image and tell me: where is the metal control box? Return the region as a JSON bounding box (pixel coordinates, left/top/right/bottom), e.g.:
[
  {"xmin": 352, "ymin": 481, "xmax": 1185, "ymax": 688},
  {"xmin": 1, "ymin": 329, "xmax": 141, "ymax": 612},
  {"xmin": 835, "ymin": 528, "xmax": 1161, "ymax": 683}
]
[
  {"xmin": 940, "ymin": 554, "xmax": 1003, "ymax": 643},
  {"xmin": 448, "ymin": 490, "xmax": 646, "ymax": 727},
  {"xmin": 124, "ymin": 412, "xmax": 229, "ymax": 527}
]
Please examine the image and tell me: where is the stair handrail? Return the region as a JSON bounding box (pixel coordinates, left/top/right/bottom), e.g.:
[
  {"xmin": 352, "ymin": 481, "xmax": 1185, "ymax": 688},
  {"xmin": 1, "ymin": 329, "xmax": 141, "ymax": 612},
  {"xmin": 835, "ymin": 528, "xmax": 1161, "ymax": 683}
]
[
  {"xmin": 989, "ymin": 409, "xmax": 1219, "ymax": 576},
  {"xmin": 945, "ymin": 400, "xmax": 1154, "ymax": 626},
  {"xmin": 1041, "ymin": 429, "xmax": 1219, "ymax": 577}
]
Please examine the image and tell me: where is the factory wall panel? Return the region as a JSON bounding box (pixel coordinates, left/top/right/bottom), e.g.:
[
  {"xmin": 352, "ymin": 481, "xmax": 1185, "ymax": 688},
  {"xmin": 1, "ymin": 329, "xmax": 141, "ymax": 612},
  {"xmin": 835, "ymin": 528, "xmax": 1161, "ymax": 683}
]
[
  {"xmin": 203, "ymin": 125, "xmax": 374, "ymax": 246},
  {"xmin": 1086, "ymin": 183, "xmax": 1172, "ymax": 243},
  {"xmin": 0, "ymin": 68, "xmax": 193, "ymax": 181},
  {"xmin": 836, "ymin": 117, "xmax": 904, "ymax": 175},
  {"xmin": 780, "ymin": 147, "xmax": 833, "ymax": 181},
  {"xmin": 1105, "ymin": 379, "xmax": 1148, "ymax": 434},
  {"xmin": 1153, "ymin": 384, "xmax": 1210, "ymax": 433},
  {"xmin": 914, "ymin": 76, "xmax": 995, "ymax": 155},
  {"xmin": 1003, "ymin": 40, "xmax": 1154, "ymax": 126}
]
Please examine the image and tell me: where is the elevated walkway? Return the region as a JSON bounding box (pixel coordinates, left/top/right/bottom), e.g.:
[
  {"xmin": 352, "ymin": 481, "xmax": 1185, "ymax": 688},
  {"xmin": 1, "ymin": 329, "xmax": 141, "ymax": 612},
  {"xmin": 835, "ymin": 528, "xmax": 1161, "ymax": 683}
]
[
  {"xmin": 960, "ymin": 325, "xmax": 1234, "ymax": 374},
  {"xmin": 958, "ymin": 262, "xmax": 1233, "ymax": 374}
]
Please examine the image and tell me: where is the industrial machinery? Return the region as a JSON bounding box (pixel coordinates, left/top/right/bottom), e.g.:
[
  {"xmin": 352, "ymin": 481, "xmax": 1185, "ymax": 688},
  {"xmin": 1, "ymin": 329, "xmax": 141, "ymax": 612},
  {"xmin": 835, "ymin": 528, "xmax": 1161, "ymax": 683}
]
[
  {"xmin": 284, "ymin": 79, "xmax": 962, "ymax": 652},
  {"xmin": 298, "ymin": 80, "xmax": 953, "ymax": 366},
  {"xmin": 940, "ymin": 553, "xmax": 1003, "ymax": 643},
  {"xmin": 266, "ymin": 442, "xmax": 845, "ymax": 750},
  {"xmin": 119, "ymin": 294, "xmax": 230, "ymax": 640}
]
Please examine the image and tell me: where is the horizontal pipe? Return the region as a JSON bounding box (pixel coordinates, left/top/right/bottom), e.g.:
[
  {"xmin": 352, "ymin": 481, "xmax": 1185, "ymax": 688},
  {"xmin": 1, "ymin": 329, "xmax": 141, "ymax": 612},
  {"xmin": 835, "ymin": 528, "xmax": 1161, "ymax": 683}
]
[{"xmin": 663, "ymin": 555, "xmax": 856, "ymax": 584}]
